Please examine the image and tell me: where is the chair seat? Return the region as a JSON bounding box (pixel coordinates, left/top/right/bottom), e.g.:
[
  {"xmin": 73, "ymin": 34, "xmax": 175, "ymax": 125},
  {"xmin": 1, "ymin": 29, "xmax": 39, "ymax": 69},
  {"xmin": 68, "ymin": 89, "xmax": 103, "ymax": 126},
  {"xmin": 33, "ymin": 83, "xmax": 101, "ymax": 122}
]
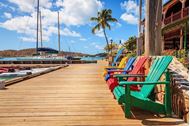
[
  {"xmin": 113, "ymin": 86, "xmax": 148, "ymax": 104},
  {"xmin": 108, "ymin": 78, "xmax": 140, "ymax": 92},
  {"xmin": 107, "ymin": 78, "xmax": 118, "ymax": 92}
]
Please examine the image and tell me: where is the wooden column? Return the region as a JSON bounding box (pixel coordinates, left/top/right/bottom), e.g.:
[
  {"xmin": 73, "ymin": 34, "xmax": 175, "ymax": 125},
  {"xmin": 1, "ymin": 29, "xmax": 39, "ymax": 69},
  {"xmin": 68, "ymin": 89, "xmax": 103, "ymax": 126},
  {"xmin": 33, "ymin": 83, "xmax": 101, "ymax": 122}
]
[
  {"xmin": 137, "ymin": 0, "xmax": 142, "ymax": 56},
  {"xmin": 162, "ymin": 10, "xmax": 167, "ymax": 26},
  {"xmin": 184, "ymin": 22, "xmax": 187, "ymax": 50},
  {"xmin": 180, "ymin": 0, "xmax": 186, "ymax": 17},
  {"xmin": 145, "ymin": 0, "xmax": 157, "ymax": 56},
  {"xmin": 180, "ymin": 28, "xmax": 183, "ymax": 49},
  {"xmin": 155, "ymin": 0, "xmax": 162, "ymax": 55},
  {"xmin": 161, "ymin": 36, "xmax": 165, "ymax": 51}
]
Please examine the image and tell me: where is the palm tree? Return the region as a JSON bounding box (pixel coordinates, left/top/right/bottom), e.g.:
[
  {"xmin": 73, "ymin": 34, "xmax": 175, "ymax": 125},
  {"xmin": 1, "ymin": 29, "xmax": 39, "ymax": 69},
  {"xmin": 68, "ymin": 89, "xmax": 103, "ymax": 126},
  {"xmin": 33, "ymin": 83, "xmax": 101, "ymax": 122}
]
[{"xmin": 90, "ymin": 9, "xmax": 117, "ymax": 52}]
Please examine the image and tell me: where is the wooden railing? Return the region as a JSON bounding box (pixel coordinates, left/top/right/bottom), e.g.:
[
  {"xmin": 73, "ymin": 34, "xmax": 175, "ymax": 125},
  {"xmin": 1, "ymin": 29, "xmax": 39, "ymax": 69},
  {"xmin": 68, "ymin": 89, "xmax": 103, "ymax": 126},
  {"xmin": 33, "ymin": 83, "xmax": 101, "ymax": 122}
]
[
  {"xmin": 164, "ymin": 29, "xmax": 180, "ymax": 39},
  {"xmin": 163, "ymin": 7, "xmax": 189, "ymax": 25},
  {"xmin": 172, "ymin": 11, "xmax": 181, "ymax": 22},
  {"xmin": 183, "ymin": 7, "xmax": 189, "ymax": 17}
]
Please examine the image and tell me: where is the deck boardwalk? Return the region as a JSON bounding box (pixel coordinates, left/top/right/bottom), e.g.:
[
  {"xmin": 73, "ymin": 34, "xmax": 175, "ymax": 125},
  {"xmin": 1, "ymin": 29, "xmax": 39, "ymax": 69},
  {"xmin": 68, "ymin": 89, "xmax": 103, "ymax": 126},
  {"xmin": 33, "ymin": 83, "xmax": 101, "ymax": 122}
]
[{"xmin": 0, "ymin": 62, "xmax": 187, "ymax": 126}]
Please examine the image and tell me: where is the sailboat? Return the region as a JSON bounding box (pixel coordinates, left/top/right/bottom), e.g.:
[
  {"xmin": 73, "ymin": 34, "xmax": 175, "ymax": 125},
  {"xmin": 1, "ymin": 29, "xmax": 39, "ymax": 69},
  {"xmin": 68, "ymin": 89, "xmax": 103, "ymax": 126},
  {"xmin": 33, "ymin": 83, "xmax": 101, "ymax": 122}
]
[
  {"xmin": 66, "ymin": 46, "xmax": 81, "ymax": 60},
  {"xmin": 35, "ymin": 0, "xmax": 60, "ymax": 57}
]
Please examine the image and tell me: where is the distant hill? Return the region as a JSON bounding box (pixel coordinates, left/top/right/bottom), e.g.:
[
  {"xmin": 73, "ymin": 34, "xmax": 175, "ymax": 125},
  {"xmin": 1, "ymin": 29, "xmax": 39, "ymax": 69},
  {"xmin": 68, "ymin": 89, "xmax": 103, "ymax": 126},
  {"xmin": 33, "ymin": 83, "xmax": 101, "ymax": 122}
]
[
  {"xmin": 86, "ymin": 53, "xmax": 107, "ymax": 57},
  {"xmin": 0, "ymin": 48, "xmax": 89, "ymax": 57}
]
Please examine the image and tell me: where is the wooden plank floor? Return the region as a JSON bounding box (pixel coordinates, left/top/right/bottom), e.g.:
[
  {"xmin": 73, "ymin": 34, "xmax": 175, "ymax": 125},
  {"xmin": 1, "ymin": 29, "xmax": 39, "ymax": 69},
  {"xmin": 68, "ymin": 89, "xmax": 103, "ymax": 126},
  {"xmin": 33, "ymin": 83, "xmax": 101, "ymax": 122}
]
[{"xmin": 0, "ymin": 63, "xmax": 187, "ymax": 126}]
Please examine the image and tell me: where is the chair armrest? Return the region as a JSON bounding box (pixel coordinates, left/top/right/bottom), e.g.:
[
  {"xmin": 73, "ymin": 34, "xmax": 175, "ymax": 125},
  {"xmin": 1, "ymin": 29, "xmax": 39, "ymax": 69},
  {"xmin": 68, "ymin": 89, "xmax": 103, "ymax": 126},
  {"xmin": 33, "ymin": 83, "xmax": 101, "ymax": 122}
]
[
  {"xmin": 108, "ymin": 70, "xmax": 131, "ymax": 73},
  {"xmin": 104, "ymin": 67, "xmax": 123, "ymax": 70},
  {"xmin": 119, "ymin": 81, "xmax": 170, "ymax": 86},
  {"xmin": 113, "ymin": 74, "xmax": 146, "ymax": 78}
]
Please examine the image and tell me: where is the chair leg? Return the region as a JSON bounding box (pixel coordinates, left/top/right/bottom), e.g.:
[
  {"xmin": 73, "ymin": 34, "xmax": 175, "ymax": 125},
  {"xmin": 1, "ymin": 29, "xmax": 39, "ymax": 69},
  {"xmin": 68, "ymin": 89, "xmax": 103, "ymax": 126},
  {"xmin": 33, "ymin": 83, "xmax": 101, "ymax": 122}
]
[
  {"xmin": 165, "ymin": 69, "xmax": 172, "ymax": 116},
  {"xmin": 125, "ymin": 103, "xmax": 131, "ymax": 118},
  {"xmin": 125, "ymin": 85, "xmax": 132, "ymax": 118}
]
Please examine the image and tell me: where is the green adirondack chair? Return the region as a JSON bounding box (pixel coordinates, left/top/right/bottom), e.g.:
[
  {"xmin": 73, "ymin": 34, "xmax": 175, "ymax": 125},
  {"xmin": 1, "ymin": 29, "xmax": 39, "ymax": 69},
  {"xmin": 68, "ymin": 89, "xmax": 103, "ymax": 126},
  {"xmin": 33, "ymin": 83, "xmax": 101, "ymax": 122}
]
[{"xmin": 113, "ymin": 56, "xmax": 173, "ymax": 118}]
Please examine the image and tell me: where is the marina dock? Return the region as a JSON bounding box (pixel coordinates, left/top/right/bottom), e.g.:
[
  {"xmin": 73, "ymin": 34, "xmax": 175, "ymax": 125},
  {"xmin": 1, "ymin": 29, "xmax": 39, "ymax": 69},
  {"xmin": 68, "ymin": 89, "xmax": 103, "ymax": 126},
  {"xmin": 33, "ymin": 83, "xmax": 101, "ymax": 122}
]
[
  {"xmin": 0, "ymin": 62, "xmax": 187, "ymax": 125},
  {"xmin": 0, "ymin": 60, "xmax": 97, "ymax": 64}
]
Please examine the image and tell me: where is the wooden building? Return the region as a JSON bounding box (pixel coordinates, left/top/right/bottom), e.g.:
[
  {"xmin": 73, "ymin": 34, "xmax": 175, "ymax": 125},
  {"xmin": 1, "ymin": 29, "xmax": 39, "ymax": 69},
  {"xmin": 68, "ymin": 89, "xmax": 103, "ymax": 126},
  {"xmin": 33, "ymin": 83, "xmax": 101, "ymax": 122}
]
[{"xmin": 162, "ymin": 0, "xmax": 189, "ymax": 50}]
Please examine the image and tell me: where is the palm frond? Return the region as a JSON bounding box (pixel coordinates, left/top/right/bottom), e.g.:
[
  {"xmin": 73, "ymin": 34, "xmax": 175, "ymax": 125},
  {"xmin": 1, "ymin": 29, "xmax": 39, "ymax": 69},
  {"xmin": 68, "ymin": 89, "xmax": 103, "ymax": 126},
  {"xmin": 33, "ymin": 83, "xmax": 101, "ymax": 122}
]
[
  {"xmin": 90, "ymin": 17, "xmax": 99, "ymax": 22},
  {"xmin": 107, "ymin": 17, "xmax": 118, "ymax": 22},
  {"xmin": 92, "ymin": 24, "xmax": 101, "ymax": 34},
  {"xmin": 107, "ymin": 9, "xmax": 112, "ymax": 14},
  {"xmin": 105, "ymin": 22, "xmax": 111, "ymax": 30},
  {"xmin": 90, "ymin": 8, "xmax": 118, "ymax": 34}
]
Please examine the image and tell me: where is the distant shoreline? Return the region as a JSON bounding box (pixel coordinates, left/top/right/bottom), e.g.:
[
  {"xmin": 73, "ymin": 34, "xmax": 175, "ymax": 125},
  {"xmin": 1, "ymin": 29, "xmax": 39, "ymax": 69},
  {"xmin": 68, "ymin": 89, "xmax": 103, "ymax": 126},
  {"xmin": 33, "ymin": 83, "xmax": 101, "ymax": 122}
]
[{"xmin": 0, "ymin": 48, "xmax": 106, "ymax": 57}]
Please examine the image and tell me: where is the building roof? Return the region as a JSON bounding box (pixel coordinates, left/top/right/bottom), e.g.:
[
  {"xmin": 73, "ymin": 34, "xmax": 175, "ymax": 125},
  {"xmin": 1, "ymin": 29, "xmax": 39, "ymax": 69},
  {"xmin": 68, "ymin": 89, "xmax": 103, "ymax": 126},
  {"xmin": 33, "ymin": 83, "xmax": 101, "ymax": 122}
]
[{"xmin": 163, "ymin": 0, "xmax": 179, "ymax": 12}]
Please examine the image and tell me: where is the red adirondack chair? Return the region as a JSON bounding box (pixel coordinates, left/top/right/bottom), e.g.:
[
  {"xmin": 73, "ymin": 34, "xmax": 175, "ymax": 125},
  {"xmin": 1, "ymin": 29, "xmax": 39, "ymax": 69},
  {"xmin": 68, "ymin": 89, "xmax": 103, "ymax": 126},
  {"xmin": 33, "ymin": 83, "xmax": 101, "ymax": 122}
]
[{"xmin": 107, "ymin": 56, "xmax": 148, "ymax": 92}]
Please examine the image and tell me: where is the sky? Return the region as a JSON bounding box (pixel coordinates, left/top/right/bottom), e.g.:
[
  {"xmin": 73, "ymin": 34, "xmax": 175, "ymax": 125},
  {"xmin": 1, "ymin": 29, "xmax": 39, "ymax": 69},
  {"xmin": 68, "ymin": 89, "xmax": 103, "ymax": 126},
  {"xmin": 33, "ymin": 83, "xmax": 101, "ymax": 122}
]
[{"xmin": 0, "ymin": 0, "xmax": 169, "ymax": 54}]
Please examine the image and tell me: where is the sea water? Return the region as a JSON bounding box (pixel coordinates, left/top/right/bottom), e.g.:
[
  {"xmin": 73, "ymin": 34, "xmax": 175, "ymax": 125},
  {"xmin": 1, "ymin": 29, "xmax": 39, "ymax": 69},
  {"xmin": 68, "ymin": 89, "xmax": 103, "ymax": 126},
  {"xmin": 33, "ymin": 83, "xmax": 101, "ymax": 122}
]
[
  {"xmin": 80, "ymin": 56, "xmax": 104, "ymax": 61},
  {"xmin": 0, "ymin": 56, "xmax": 105, "ymax": 61}
]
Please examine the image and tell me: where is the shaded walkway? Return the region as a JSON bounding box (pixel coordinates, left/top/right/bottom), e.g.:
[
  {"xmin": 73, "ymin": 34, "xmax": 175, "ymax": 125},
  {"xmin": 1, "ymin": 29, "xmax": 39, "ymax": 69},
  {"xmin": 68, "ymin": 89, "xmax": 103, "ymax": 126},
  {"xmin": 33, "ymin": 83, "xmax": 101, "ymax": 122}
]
[{"xmin": 0, "ymin": 63, "xmax": 187, "ymax": 125}]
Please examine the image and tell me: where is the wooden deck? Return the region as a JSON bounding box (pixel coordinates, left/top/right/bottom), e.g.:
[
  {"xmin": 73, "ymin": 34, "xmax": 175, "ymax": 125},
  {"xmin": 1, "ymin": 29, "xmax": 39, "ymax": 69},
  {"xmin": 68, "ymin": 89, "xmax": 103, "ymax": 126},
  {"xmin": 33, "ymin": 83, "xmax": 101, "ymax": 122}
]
[{"xmin": 0, "ymin": 62, "xmax": 187, "ymax": 125}]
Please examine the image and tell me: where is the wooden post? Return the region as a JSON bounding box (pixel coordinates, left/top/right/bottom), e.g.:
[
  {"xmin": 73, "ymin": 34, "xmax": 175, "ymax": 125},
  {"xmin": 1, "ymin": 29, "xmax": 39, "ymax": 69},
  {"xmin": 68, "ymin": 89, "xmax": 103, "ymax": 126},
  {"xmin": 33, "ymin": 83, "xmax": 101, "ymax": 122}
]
[
  {"xmin": 180, "ymin": 28, "xmax": 183, "ymax": 49},
  {"xmin": 155, "ymin": 0, "xmax": 162, "ymax": 55},
  {"xmin": 137, "ymin": 0, "xmax": 142, "ymax": 56},
  {"xmin": 184, "ymin": 22, "xmax": 187, "ymax": 50},
  {"xmin": 145, "ymin": 0, "xmax": 156, "ymax": 56},
  {"xmin": 161, "ymin": 36, "xmax": 165, "ymax": 51},
  {"xmin": 180, "ymin": 0, "xmax": 186, "ymax": 17}
]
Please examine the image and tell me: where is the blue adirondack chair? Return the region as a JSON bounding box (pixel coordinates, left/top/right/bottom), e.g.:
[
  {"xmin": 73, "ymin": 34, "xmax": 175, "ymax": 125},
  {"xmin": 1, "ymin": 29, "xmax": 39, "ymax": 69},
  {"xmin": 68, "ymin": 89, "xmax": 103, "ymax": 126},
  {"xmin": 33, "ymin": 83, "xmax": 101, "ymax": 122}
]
[
  {"xmin": 111, "ymin": 48, "xmax": 125, "ymax": 66},
  {"xmin": 113, "ymin": 56, "xmax": 173, "ymax": 118},
  {"xmin": 105, "ymin": 57, "xmax": 136, "ymax": 81}
]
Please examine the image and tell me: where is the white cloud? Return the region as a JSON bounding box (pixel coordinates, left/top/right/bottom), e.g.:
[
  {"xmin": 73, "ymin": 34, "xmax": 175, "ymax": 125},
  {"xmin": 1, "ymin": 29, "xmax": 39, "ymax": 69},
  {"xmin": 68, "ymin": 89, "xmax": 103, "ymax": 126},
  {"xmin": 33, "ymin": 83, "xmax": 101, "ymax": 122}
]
[
  {"xmin": 55, "ymin": 0, "xmax": 63, "ymax": 7},
  {"xmin": 58, "ymin": 0, "xmax": 103, "ymax": 26},
  {"xmin": 121, "ymin": 0, "xmax": 138, "ymax": 15},
  {"xmin": 120, "ymin": 0, "xmax": 138, "ymax": 25},
  {"xmin": 0, "ymin": 2, "xmax": 15, "ymax": 11},
  {"xmin": 120, "ymin": 13, "xmax": 138, "ymax": 25},
  {"xmin": 4, "ymin": 12, "xmax": 12, "ymax": 19},
  {"xmin": 0, "ymin": 11, "xmax": 81, "ymax": 42},
  {"xmin": 95, "ymin": 29, "xmax": 104, "ymax": 37},
  {"xmin": 62, "ymin": 28, "xmax": 81, "ymax": 37},
  {"xmin": 116, "ymin": 22, "xmax": 122, "ymax": 28},
  {"xmin": 95, "ymin": 45, "xmax": 103, "ymax": 50},
  {"xmin": 70, "ymin": 40, "xmax": 75, "ymax": 43},
  {"xmin": 90, "ymin": 42, "xmax": 103, "ymax": 50},
  {"xmin": 80, "ymin": 38, "xmax": 87, "ymax": 41},
  {"xmin": 8, "ymin": 0, "xmax": 52, "ymax": 13},
  {"xmin": 0, "ymin": 0, "xmax": 103, "ymax": 42},
  {"xmin": 0, "ymin": 2, "xmax": 7, "ymax": 8},
  {"xmin": 0, "ymin": 15, "xmax": 36, "ymax": 36},
  {"xmin": 19, "ymin": 36, "xmax": 36, "ymax": 42}
]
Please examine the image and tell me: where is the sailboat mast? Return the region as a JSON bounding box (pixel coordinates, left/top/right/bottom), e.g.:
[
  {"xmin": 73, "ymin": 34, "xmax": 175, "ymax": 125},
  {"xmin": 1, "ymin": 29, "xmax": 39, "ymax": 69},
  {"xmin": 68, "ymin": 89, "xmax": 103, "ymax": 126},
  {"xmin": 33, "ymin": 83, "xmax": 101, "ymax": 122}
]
[
  {"xmin": 36, "ymin": 0, "xmax": 39, "ymax": 54},
  {"xmin": 58, "ymin": 11, "xmax": 60, "ymax": 53},
  {"xmin": 39, "ymin": 11, "xmax": 43, "ymax": 48}
]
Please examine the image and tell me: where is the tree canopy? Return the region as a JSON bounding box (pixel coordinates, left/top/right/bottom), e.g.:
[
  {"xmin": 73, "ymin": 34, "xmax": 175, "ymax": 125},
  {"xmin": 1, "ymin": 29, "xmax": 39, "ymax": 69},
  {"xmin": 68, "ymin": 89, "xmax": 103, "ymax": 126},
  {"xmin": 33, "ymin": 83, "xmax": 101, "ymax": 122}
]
[{"xmin": 90, "ymin": 9, "xmax": 117, "ymax": 52}]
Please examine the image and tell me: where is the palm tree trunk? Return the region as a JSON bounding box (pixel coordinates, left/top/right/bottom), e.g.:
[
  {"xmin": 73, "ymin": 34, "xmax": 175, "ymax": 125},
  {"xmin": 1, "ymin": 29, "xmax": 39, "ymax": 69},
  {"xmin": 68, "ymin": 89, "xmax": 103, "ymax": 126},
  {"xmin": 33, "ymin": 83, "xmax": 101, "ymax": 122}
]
[{"xmin": 103, "ymin": 28, "xmax": 109, "ymax": 53}]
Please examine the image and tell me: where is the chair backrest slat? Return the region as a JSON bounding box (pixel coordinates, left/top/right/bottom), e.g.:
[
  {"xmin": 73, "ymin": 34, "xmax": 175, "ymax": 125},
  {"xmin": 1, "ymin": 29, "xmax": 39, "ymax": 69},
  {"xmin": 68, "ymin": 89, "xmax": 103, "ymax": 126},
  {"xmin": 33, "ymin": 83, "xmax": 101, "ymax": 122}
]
[
  {"xmin": 140, "ymin": 56, "xmax": 173, "ymax": 97},
  {"xmin": 118, "ymin": 57, "xmax": 128, "ymax": 68},
  {"xmin": 122, "ymin": 57, "xmax": 136, "ymax": 74},
  {"xmin": 127, "ymin": 56, "xmax": 148, "ymax": 81},
  {"xmin": 112, "ymin": 48, "xmax": 125, "ymax": 66}
]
